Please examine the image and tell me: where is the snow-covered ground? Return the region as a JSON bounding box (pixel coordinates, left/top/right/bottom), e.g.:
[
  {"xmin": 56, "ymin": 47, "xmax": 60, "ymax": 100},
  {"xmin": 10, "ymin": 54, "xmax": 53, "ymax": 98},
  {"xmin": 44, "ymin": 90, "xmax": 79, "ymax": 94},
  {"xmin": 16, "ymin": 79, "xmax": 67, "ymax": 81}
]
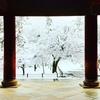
[
  {"xmin": 0, "ymin": 59, "xmax": 100, "ymax": 80},
  {"xmin": 15, "ymin": 60, "xmax": 84, "ymax": 80},
  {"xmin": 0, "ymin": 59, "xmax": 84, "ymax": 79}
]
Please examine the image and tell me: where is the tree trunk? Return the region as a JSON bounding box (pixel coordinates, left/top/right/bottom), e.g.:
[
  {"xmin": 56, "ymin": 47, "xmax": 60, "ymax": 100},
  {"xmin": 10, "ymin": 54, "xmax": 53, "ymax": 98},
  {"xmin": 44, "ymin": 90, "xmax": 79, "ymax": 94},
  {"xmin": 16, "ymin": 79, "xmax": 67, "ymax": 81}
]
[
  {"xmin": 52, "ymin": 57, "xmax": 61, "ymax": 73},
  {"xmin": 21, "ymin": 64, "xmax": 25, "ymax": 75},
  {"xmin": 34, "ymin": 64, "xmax": 37, "ymax": 71},
  {"xmin": 42, "ymin": 62, "xmax": 45, "ymax": 74}
]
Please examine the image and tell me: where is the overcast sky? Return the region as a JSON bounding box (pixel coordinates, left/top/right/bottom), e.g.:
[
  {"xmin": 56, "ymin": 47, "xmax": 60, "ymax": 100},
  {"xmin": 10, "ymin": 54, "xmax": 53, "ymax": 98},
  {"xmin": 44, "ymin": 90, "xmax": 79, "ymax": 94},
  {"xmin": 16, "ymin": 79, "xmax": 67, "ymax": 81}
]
[
  {"xmin": 19, "ymin": 16, "xmax": 85, "ymax": 30},
  {"xmin": 15, "ymin": 15, "xmax": 99, "ymax": 25}
]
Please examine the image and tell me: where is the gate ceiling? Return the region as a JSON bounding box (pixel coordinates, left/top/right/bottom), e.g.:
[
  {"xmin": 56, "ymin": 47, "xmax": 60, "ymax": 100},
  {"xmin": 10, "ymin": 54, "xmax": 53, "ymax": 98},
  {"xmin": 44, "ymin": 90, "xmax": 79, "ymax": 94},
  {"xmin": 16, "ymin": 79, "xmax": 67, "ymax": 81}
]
[{"xmin": 0, "ymin": 0, "xmax": 100, "ymax": 16}]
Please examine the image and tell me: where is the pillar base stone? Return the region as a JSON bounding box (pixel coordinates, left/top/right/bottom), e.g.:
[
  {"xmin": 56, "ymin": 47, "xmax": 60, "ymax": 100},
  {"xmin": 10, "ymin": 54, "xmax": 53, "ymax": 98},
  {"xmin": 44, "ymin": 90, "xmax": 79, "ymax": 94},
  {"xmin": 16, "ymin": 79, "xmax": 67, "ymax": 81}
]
[
  {"xmin": 1, "ymin": 79, "xmax": 18, "ymax": 87},
  {"xmin": 83, "ymin": 79, "xmax": 99, "ymax": 88}
]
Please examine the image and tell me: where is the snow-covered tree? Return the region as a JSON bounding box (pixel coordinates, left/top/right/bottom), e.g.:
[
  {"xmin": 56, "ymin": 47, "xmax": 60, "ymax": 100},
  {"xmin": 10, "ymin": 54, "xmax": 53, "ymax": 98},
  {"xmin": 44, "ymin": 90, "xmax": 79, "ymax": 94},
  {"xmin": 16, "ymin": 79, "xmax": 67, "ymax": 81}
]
[
  {"xmin": 0, "ymin": 16, "xmax": 3, "ymax": 33},
  {"xmin": 16, "ymin": 17, "xmax": 32, "ymax": 75},
  {"xmin": 0, "ymin": 16, "xmax": 3, "ymax": 70},
  {"xmin": 98, "ymin": 16, "xmax": 100, "ymax": 66},
  {"xmin": 32, "ymin": 17, "xmax": 84, "ymax": 73}
]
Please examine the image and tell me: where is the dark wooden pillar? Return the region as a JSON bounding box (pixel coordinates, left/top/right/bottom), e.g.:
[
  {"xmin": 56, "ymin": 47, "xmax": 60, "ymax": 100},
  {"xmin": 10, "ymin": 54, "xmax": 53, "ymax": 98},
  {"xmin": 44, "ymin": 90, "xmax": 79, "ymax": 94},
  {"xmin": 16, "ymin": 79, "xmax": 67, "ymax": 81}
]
[
  {"xmin": 1, "ymin": 15, "xmax": 18, "ymax": 87},
  {"xmin": 83, "ymin": 14, "xmax": 99, "ymax": 87}
]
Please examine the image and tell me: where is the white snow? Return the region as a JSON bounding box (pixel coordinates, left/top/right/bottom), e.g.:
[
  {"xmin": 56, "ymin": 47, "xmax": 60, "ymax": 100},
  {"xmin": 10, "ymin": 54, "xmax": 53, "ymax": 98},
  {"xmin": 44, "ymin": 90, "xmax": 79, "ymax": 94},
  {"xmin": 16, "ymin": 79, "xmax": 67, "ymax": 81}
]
[{"xmin": 58, "ymin": 60, "xmax": 82, "ymax": 72}]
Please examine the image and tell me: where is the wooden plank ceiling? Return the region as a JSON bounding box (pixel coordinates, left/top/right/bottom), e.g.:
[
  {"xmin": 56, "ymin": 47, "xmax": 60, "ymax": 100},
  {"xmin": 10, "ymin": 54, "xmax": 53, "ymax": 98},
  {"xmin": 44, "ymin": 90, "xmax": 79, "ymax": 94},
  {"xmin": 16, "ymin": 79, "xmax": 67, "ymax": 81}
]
[{"xmin": 0, "ymin": 0, "xmax": 100, "ymax": 16}]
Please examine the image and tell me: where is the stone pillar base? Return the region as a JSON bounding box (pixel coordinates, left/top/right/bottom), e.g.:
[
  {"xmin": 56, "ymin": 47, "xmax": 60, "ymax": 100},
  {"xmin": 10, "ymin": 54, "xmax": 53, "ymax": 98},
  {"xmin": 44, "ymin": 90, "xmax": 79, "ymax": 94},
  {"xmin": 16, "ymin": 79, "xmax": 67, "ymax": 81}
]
[
  {"xmin": 1, "ymin": 79, "xmax": 18, "ymax": 87},
  {"xmin": 83, "ymin": 79, "xmax": 99, "ymax": 87}
]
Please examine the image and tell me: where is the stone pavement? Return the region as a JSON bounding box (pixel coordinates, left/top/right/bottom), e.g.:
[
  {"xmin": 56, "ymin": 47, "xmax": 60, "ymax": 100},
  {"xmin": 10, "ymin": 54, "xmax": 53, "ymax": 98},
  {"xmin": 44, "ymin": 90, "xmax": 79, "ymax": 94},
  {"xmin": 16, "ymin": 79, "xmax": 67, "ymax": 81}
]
[{"xmin": 0, "ymin": 78, "xmax": 100, "ymax": 100}]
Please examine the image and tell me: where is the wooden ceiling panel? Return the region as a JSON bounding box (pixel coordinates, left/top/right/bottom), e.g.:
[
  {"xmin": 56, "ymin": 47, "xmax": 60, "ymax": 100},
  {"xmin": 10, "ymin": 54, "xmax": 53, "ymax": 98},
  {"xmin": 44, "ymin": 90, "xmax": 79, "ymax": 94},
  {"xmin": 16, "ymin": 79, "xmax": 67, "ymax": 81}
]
[{"xmin": 0, "ymin": 0, "xmax": 100, "ymax": 16}]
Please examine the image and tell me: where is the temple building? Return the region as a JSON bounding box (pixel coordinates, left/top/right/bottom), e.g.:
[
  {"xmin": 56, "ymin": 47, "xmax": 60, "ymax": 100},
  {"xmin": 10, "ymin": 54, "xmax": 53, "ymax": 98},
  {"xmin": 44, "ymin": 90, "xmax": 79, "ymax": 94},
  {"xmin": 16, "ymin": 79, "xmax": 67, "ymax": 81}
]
[{"xmin": 0, "ymin": 0, "xmax": 100, "ymax": 88}]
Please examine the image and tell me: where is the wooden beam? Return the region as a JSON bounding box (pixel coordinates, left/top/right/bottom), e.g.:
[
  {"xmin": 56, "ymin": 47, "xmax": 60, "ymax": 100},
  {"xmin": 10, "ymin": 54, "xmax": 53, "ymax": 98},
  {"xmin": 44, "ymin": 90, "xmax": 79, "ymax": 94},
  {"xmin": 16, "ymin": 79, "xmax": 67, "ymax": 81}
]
[
  {"xmin": 1, "ymin": 0, "xmax": 87, "ymax": 16},
  {"xmin": 0, "ymin": 0, "xmax": 9, "ymax": 13},
  {"xmin": 83, "ymin": 15, "xmax": 99, "ymax": 87},
  {"xmin": 1, "ymin": 15, "xmax": 18, "ymax": 87},
  {"xmin": 92, "ymin": 0, "xmax": 100, "ymax": 5}
]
